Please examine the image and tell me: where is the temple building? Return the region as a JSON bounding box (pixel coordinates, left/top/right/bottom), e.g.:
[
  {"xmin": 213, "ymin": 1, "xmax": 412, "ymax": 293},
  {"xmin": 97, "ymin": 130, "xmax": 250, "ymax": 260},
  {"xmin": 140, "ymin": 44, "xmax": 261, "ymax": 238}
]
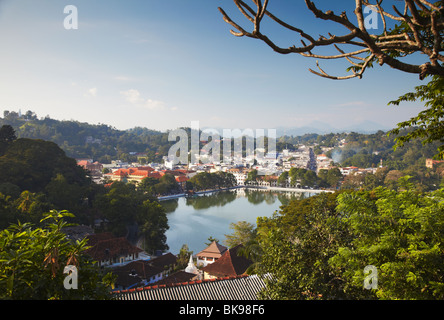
[
  {"xmin": 196, "ymin": 241, "xmax": 227, "ymax": 267},
  {"xmin": 201, "ymin": 244, "xmax": 252, "ymax": 280}
]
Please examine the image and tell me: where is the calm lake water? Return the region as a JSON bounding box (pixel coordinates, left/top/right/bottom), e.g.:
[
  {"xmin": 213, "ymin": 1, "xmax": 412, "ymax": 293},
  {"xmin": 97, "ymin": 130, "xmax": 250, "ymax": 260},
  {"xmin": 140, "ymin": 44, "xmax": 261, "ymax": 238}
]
[{"xmin": 161, "ymin": 188, "xmax": 314, "ymax": 254}]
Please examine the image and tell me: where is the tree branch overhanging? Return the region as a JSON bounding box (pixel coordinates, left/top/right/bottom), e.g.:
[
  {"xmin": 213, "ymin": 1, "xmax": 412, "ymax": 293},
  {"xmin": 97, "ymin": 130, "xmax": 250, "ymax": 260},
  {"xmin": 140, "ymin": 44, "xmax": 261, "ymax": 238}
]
[{"xmin": 219, "ymin": 0, "xmax": 444, "ymax": 80}]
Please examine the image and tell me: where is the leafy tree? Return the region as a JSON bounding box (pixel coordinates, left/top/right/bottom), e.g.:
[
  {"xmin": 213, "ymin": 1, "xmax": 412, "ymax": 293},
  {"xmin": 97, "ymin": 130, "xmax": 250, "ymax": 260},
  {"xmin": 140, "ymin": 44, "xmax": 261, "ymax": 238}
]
[
  {"xmin": 0, "ymin": 125, "xmax": 16, "ymax": 143},
  {"xmin": 246, "ymin": 169, "xmax": 258, "ymax": 183},
  {"xmin": 205, "ymin": 236, "xmax": 220, "ymax": 246},
  {"xmin": 256, "ymin": 192, "xmax": 356, "ymax": 299},
  {"xmin": 333, "ymin": 183, "xmax": 444, "ymax": 299},
  {"xmin": 93, "ymin": 182, "xmax": 142, "ymax": 236},
  {"xmin": 188, "ymin": 171, "xmax": 236, "ymax": 191},
  {"xmin": 0, "ymin": 193, "xmax": 16, "ymax": 230},
  {"xmin": 389, "ymin": 75, "xmax": 444, "ymax": 159},
  {"xmin": 0, "ymin": 210, "xmax": 115, "ymax": 300},
  {"xmin": 277, "ymin": 171, "xmax": 289, "ymax": 186},
  {"xmin": 253, "ymin": 179, "xmax": 444, "ymax": 300},
  {"xmin": 224, "ymin": 221, "xmax": 256, "ymax": 248},
  {"xmin": 94, "ymin": 182, "xmax": 169, "ymax": 254},
  {"xmin": 175, "ymin": 244, "xmax": 193, "ymax": 271},
  {"xmin": 139, "ymin": 176, "xmax": 160, "ymax": 195},
  {"xmin": 0, "ymin": 138, "xmax": 90, "ymax": 193},
  {"xmin": 326, "ymin": 168, "xmax": 343, "ymax": 189},
  {"xmin": 137, "ymin": 199, "xmax": 169, "ymax": 254}
]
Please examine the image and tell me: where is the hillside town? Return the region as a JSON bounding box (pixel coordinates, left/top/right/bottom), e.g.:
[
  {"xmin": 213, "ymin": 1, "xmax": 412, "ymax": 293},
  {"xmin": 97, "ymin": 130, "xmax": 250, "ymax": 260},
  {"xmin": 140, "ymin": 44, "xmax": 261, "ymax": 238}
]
[
  {"xmin": 77, "ymin": 143, "xmax": 386, "ymax": 192},
  {"xmin": 66, "ymin": 143, "xmax": 400, "ymax": 299}
]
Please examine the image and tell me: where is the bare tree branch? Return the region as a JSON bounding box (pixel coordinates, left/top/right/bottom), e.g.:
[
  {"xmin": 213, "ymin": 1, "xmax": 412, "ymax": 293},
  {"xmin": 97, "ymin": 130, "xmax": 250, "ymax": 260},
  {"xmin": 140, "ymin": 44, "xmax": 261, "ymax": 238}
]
[{"xmin": 219, "ymin": 0, "xmax": 444, "ymax": 80}]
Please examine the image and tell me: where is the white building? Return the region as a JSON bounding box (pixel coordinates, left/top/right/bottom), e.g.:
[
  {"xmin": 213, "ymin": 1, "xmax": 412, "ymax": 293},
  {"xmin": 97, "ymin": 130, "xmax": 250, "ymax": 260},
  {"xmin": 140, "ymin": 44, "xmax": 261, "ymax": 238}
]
[{"xmin": 196, "ymin": 241, "xmax": 227, "ymax": 268}]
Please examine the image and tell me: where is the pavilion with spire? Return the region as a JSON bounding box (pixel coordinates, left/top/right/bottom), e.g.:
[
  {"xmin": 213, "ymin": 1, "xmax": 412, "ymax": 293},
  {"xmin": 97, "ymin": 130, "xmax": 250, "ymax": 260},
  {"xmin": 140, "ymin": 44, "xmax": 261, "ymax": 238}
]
[{"xmin": 196, "ymin": 241, "xmax": 227, "ymax": 267}]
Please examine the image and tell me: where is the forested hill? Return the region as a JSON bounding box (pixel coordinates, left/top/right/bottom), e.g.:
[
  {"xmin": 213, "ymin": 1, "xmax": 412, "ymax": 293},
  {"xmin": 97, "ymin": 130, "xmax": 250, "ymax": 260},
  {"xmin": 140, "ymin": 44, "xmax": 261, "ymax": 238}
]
[
  {"xmin": 0, "ymin": 110, "xmax": 173, "ymax": 164},
  {"xmin": 1, "ymin": 110, "xmax": 441, "ymax": 171}
]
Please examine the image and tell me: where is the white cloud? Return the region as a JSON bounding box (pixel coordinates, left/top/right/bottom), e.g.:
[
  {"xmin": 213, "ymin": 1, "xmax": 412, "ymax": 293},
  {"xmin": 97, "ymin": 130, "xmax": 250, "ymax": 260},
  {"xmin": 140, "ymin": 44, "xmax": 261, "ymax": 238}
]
[
  {"xmin": 120, "ymin": 89, "xmax": 166, "ymax": 110},
  {"xmin": 120, "ymin": 89, "xmax": 143, "ymax": 104},
  {"xmin": 84, "ymin": 87, "xmax": 97, "ymax": 98},
  {"xmin": 145, "ymin": 99, "xmax": 165, "ymax": 110},
  {"xmin": 113, "ymin": 75, "xmax": 135, "ymax": 82}
]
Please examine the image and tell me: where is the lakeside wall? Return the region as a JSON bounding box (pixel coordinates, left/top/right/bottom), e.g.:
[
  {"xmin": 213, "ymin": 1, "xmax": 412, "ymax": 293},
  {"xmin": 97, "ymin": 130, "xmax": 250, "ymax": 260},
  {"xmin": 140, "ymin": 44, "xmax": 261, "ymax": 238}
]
[{"xmin": 157, "ymin": 185, "xmax": 332, "ymax": 201}]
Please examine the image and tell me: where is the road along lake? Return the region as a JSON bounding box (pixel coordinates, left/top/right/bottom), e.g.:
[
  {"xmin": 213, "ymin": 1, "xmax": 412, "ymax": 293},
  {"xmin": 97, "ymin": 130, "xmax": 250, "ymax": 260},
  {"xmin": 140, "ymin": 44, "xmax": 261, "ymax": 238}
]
[{"xmin": 160, "ymin": 188, "xmax": 318, "ymax": 254}]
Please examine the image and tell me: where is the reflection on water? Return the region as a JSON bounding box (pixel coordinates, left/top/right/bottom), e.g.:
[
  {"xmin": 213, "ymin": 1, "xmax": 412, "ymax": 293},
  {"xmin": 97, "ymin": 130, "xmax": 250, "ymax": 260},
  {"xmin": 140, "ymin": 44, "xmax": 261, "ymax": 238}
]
[{"xmin": 161, "ymin": 189, "xmax": 310, "ymax": 254}]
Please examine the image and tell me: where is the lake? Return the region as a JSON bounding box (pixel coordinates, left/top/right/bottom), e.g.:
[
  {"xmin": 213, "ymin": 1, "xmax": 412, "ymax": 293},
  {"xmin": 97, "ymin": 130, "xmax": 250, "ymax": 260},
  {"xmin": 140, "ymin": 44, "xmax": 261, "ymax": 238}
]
[{"xmin": 160, "ymin": 188, "xmax": 315, "ymax": 254}]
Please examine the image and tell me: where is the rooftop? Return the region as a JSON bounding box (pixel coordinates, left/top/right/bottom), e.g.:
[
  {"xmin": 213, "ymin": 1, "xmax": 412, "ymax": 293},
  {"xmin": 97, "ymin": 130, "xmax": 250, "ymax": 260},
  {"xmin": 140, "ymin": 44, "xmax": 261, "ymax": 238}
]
[
  {"xmin": 113, "ymin": 274, "xmax": 269, "ymax": 300},
  {"xmin": 202, "ymin": 244, "xmax": 252, "ymax": 278},
  {"xmin": 84, "ymin": 233, "xmax": 143, "ymax": 261},
  {"xmin": 196, "ymin": 241, "xmax": 227, "ymax": 259}
]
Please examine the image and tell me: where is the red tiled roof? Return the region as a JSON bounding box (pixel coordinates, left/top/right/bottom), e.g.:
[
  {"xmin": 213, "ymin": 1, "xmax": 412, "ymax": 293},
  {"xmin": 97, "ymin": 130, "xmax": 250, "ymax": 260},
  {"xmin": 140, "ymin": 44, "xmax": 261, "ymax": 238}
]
[
  {"xmin": 84, "ymin": 233, "xmax": 143, "ymax": 261},
  {"xmin": 148, "ymin": 171, "xmax": 163, "ymax": 179},
  {"xmin": 175, "ymin": 176, "xmax": 189, "ymax": 183},
  {"xmin": 111, "ymin": 167, "xmax": 155, "ymax": 178},
  {"xmin": 202, "ymin": 244, "xmax": 252, "ymax": 278},
  {"xmin": 112, "ymin": 253, "xmax": 178, "ymax": 288},
  {"xmin": 151, "ymin": 271, "xmax": 196, "ymax": 286},
  {"xmin": 161, "ymin": 170, "xmax": 186, "ymax": 176},
  {"xmin": 197, "ymin": 241, "xmax": 227, "ymax": 259}
]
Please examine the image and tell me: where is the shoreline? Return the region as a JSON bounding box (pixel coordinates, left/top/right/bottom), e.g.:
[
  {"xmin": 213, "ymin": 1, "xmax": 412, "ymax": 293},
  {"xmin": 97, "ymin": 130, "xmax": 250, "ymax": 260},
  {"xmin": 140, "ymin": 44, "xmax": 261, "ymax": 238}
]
[{"xmin": 157, "ymin": 185, "xmax": 332, "ymax": 201}]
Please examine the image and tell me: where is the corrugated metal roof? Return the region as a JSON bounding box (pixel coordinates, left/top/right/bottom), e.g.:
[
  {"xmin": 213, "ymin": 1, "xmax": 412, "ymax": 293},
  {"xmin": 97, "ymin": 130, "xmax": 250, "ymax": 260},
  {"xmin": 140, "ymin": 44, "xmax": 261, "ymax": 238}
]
[{"xmin": 113, "ymin": 274, "xmax": 269, "ymax": 300}]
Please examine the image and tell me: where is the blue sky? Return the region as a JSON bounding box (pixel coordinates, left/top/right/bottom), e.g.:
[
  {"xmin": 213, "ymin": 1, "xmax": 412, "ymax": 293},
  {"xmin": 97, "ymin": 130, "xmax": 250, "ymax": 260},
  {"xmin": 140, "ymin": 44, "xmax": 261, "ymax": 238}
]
[{"xmin": 0, "ymin": 0, "xmax": 428, "ymax": 132}]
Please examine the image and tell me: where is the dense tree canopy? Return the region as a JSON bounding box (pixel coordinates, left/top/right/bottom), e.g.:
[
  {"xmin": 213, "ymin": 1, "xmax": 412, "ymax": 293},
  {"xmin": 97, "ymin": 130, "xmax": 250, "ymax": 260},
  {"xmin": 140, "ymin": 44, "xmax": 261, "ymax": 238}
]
[
  {"xmin": 247, "ymin": 179, "xmax": 444, "ymax": 299},
  {"xmin": 0, "ymin": 210, "xmax": 115, "ymax": 300}
]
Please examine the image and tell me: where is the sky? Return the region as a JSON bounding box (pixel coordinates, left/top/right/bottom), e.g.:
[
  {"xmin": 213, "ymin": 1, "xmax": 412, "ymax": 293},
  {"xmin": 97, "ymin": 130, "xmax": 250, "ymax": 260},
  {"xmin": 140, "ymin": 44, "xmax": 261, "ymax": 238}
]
[{"xmin": 0, "ymin": 0, "xmax": 430, "ymax": 132}]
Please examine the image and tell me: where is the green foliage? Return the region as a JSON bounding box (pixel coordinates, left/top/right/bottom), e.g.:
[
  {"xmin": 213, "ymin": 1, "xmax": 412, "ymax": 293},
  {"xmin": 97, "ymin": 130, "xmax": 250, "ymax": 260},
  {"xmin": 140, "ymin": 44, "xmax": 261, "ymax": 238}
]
[
  {"xmin": 334, "ymin": 185, "xmax": 444, "ymax": 299},
  {"xmin": 256, "ymin": 192, "xmax": 357, "ymax": 299},
  {"xmin": 246, "ymin": 169, "xmax": 258, "ymax": 182},
  {"xmin": 389, "ymin": 75, "xmax": 444, "ymax": 159},
  {"xmin": 254, "ymin": 182, "xmax": 444, "ymax": 300},
  {"xmin": 224, "ymin": 221, "xmax": 256, "ymax": 248},
  {"xmin": 0, "ymin": 137, "xmax": 95, "ymax": 227},
  {"xmin": 0, "ymin": 138, "xmax": 90, "ymax": 193},
  {"xmin": 188, "ymin": 171, "xmax": 236, "ymax": 191},
  {"xmin": 0, "ymin": 125, "xmax": 17, "ymax": 144},
  {"xmin": 94, "ymin": 181, "xmax": 169, "ymax": 254},
  {"xmin": 0, "ymin": 111, "xmax": 170, "ymax": 163},
  {"xmin": 0, "ymin": 210, "xmax": 115, "ymax": 300},
  {"xmin": 0, "ymin": 135, "xmax": 170, "ymax": 258},
  {"xmin": 175, "ymin": 244, "xmax": 193, "ymax": 271}
]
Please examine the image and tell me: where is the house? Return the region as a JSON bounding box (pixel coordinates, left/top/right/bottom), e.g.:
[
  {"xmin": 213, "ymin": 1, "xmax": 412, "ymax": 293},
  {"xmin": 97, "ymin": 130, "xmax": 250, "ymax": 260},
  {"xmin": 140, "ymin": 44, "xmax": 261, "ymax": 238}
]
[
  {"xmin": 77, "ymin": 159, "xmax": 103, "ymax": 180},
  {"xmin": 112, "ymin": 253, "xmax": 178, "ymax": 290},
  {"xmin": 113, "ymin": 274, "xmax": 269, "ymax": 300},
  {"xmin": 228, "ymin": 168, "xmax": 248, "ymax": 185},
  {"xmin": 201, "ymin": 244, "xmax": 252, "ymax": 280},
  {"xmin": 104, "ymin": 166, "xmax": 157, "ymax": 184},
  {"xmin": 196, "ymin": 241, "xmax": 227, "ymax": 267},
  {"xmin": 104, "ymin": 166, "xmax": 192, "ymax": 187},
  {"xmin": 339, "ymin": 166, "xmax": 359, "ymax": 175},
  {"xmin": 84, "ymin": 232, "xmax": 146, "ymax": 267},
  {"xmin": 426, "ymin": 158, "xmax": 444, "ymax": 168}
]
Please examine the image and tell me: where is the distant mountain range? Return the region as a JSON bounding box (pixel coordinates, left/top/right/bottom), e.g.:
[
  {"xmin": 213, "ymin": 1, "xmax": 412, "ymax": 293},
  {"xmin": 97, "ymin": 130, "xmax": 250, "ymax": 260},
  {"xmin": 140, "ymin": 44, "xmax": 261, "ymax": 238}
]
[
  {"xmin": 275, "ymin": 120, "xmax": 392, "ymax": 137},
  {"xmin": 200, "ymin": 121, "xmax": 392, "ymax": 138}
]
